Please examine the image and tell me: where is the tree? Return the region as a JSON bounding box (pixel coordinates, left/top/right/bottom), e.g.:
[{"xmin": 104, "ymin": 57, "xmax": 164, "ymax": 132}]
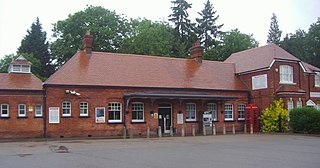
[
  {"xmin": 196, "ymin": 0, "xmax": 223, "ymax": 48},
  {"xmin": 169, "ymin": 0, "xmax": 197, "ymax": 57},
  {"xmin": 204, "ymin": 29, "xmax": 259, "ymax": 61},
  {"xmin": 119, "ymin": 19, "xmax": 175, "ymax": 57},
  {"xmin": 0, "ymin": 54, "xmax": 14, "ymax": 73},
  {"xmin": 305, "ymin": 18, "xmax": 320, "ymax": 68},
  {"xmin": 280, "ymin": 30, "xmax": 309, "ymax": 62},
  {"xmin": 18, "ymin": 18, "xmax": 54, "ymax": 79},
  {"xmin": 260, "ymin": 99, "xmax": 289, "ymax": 133},
  {"xmin": 51, "ymin": 6, "xmax": 128, "ymax": 66},
  {"xmin": 267, "ymin": 13, "xmax": 282, "ymax": 45}
]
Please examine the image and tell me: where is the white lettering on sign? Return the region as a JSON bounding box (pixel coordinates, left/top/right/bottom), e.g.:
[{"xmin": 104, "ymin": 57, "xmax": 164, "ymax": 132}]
[
  {"xmin": 310, "ymin": 92, "xmax": 320, "ymax": 98},
  {"xmin": 252, "ymin": 74, "xmax": 268, "ymax": 90}
]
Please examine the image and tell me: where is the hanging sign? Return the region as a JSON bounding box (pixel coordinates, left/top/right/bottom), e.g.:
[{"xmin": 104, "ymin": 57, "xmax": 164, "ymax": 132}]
[{"xmin": 177, "ymin": 114, "xmax": 183, "ymax": 124}]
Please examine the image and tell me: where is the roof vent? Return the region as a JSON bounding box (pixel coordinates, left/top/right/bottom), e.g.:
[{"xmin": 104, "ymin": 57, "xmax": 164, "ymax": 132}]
[
  {"xmin": 82, "ymin": 31, "xmax": 93, "ymax": 56},
  {"xmin": 189, "ymin": 41, "xmax": 205, "ymax": 64}
]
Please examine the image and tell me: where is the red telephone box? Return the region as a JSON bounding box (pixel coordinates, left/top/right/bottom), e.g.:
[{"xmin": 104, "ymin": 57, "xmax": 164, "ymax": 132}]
[{"xmin": 244, "ymin": 104, "xmax": 260, "ymax": 133}]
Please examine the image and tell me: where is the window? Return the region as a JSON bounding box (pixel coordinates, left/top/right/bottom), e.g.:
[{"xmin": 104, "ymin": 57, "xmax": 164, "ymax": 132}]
[
  {"xmin": 1, "ymin": 104, "xmax": 9, "ymax": 117},
  {"xmin": 280, "ymin": 65, "xmax": 293, "ymax": 84},
  {"xmin": 35, "ymin": 104, "xmax": 42, "ymax": 117},
  {"xmin": 315, "ymin": 72, "xmax": 320, "ymax": 87},
  {"xmin": 132, "ymin": 102, "xmax": 144, "ymax": 122},
  {"xmin": 186, "ymin": 103, "xmax": 196, "ymax": 121},
  {"xmin": 238, "ymin": 104, "xmax": 245, "ymax": 120},
  {"xmin": 18, "ymin": 104, "xmax": 26, "ymax": 117},
  {"xmin": 287, "ymin": 99, "xmax": 294, "ymax": 111},
  {"xmin": 224, "ymin": 104, "xmax": 233, "ymax": 121},
  {"xmin": 11, "ymin": 65, "xmax": 30, "ymax": 73},
  {"xmin": 62, "ymin": 101, "xmax": 71, "ymax": 116},
  {"xmin": 80, "ymin": 102, "xmax": 88, "ymax": 116},
  {"xmin": 208, "ymin": 103, "xmax": 217, "ymax": 121},
  {"xmin": 108, "ymin": 102, "xmax": 122, "ymax": 123},
  {"xmin": 297, "ymin": 98, "xmax": 302, "ymax": 108}
]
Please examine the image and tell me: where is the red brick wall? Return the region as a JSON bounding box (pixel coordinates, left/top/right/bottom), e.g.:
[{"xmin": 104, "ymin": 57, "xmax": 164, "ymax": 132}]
[
  {"xmin": 45, "ymin": 86, "xmax": 248, "ymax": 138},
  {"xmin": 0, "ymin": 90, "xmax": 43, "ymax": 139}
]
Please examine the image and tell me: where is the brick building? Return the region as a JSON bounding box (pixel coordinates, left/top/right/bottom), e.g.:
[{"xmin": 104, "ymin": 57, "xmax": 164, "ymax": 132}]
[
  {"xmin": 1, "ymin": 34, "xmax": 320, "ymax": 139},
  {"xmin": 0, "ymin": 56, "xmax": 44, "ymax": 138}
]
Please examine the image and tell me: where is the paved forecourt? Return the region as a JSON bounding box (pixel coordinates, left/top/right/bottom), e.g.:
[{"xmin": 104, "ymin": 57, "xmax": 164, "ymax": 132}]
[{"xmin": 0, "ymin": 134, "xmax": 319, "ymax": 168}]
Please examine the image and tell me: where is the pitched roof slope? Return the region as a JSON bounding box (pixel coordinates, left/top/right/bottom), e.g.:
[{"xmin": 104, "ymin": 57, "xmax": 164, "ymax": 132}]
[
  {"xmin": 224, "ymin": 44, "xmax": 300, "ymax": 74},
  {"xmin": 0, "ymin": 73, "xmax": 42, "ymax": 90},
  {"xmin": 45, "ymin": 51, "xmax": 247, "ymax": 91}
]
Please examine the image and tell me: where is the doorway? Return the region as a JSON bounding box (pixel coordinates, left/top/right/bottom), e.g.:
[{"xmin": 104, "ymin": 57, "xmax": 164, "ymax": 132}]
[{"xmin": 158, "ymin": 103, "xmax": 172, "ymax": 134}]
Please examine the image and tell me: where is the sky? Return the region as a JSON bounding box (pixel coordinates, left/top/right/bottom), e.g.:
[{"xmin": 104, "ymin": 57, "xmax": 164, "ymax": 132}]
[{"xmin": 0, "ymin": 0, "xmax": 319, "ymax": 59}]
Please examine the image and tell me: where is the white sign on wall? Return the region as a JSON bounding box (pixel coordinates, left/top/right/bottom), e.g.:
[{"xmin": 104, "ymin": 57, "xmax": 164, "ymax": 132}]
[
  {"xmin": 177, "ymin": 114, "xmax": 183, "ymax": 124},
  {"xmin": 49, "ymin": 107, "xmax": 60, "ymax": 124},
  {"xmin": 310, "ymin": 92, "xmax": 320, "ymax": 98},
  {"xmin": 252, "ymin": 74, "xmax": 268, "ymax": 90}
]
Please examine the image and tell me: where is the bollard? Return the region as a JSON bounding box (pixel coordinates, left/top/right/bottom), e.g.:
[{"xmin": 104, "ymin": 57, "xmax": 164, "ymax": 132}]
[
  {"xmin": 181, "ymin": 126, "xmax": 185, "ymax": 137},
  {"xmin": 123, "ymin": 126, "xmax": 127, "ymax": 139},
  {"xmin": 250, "ymin": 124, "xmax": 253, "ymax": 134},
  {"xmin": 223, "ymin": 124, "xmax": 226, "ymax": 135},
  {"xmin": 192, "ymin": 125, "xmax": 196, "ymax": 136},
  {"xmin": 232, "ymin": 124, "xmax": 235, "ymax": 135},
  {"xmin": 158, "ymin": 126, "xmax": 162, "ymax": 138},
  {"xmin": 170, "ymin": 126, "xmax": 173, "ymax": 137},
  {"xmin": 244, "ymin": 124, "xmax": 247, "ymax": 134},
  {"xmin": 203, "ymin": 126, "xmax": 206, "ymax": 136},
  {"xmin": 213, "ymin": 124, "xmax": 216, "ymax": 135},
  {"xmin": 147, "ymin": 126, "xmax": 150, "ymax": 138}
]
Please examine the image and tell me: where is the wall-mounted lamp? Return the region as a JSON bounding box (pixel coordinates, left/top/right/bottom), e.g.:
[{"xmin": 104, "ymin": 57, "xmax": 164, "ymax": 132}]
[{"xmin": 65, "ymin": 90, "xmax": 81, "ymax": 96}]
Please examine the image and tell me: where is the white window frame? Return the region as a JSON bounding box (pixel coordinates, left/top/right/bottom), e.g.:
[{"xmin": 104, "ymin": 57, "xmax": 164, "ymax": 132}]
[
  {"xmin": 280, "ymin": 65, "xmax": 294, "ymax": 84},
  {"xmin": 79, "ymin": 102, "xmax": 89, "ymax": 116},
  {"xmin": 224, "ymin": 104, "xmax": 234, "ymax": 121},
  {"xmin": 315, "ymin": 72, "xmax": 320, "ymax": 87},
  {"xmin": 208, "ymin": 103, "xmax": 217, "ymax": 121},
  {"xmin": 131, "ymin": 102, "xmax": 144, "ymax": 122},
  {"xmin": 11, "ymin": 64, "xmax": 31, "ymax": 73},
  {"xmin": 296, "ymin": 98, "xmax": 303, "ymax": 108},
  {"xmin": 108, "ymin": 102, "xmax": 122, "ymax": 123},
  {"xmin": 18, "ymin": 104, "xmax": 26, "ymax": 117},
  {"xmin": 35, "ymin": 104, "xmax": 42, "ymax": 117},
  {"xmin": 186, "ymin": 103, "xmax": 196, "ymax": 122},
  {"xmin": 62, "ymin": 101, "xmax": 71, "ymax": 117},
  {"xmin": 238, "ymin": 104, "xmax": 245, "ymax": 120},
  {"xmin": 287, "ymin": 99, "xmax": 294, "ymax": 111},
  {"xmin": 1, "ymin": 104, "xmax": 9, "ymax": 117}
]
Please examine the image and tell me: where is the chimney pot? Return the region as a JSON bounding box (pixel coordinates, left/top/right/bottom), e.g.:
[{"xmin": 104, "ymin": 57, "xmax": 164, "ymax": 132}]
[
  {"xmin": 82, "ymin": 31, "xmax": 93, "ymax": 56},
  {"xmin": 189, "ymin": 41, "xmax": 204, "ymax": 64}
]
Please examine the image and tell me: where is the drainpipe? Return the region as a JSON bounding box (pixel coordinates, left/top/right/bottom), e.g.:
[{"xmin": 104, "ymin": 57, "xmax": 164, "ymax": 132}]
[{"xmin": 43, "ymin": 89, "xmax": 47, "ymax": 139}]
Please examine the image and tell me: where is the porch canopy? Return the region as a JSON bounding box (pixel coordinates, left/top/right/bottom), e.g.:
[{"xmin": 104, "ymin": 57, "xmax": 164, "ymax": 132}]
[{"xmin": 124, "ymin": 92, "xmax": 238, "ymax": 100}]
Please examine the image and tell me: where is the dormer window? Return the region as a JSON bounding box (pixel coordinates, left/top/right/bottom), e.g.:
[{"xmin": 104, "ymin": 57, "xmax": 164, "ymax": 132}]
[
  {"xmin": 280, "ymin": 65, "xmax": 293, "ymax": 84},
  {"xmin": 315, "ymin": 72, "xmax": 320, "ymax": 87},
  {"xmin": 8, "ymin": 55, "xmax": 32, "ymax": 74}
]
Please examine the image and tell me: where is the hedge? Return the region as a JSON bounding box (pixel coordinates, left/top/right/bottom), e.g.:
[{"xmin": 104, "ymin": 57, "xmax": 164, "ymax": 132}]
[{"xmin": 289, "ymin": 107, "xmax": 320, "ymax": 134}]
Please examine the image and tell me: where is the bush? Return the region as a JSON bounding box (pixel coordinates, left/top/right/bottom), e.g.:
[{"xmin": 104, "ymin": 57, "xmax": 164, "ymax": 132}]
[
  {"xmin": 289, "ymin": 107, "xmax": 320, "ymax": 134},
  {"xmin": 260, "ymin": 99, "xmax": 289, "ymax": 133}
]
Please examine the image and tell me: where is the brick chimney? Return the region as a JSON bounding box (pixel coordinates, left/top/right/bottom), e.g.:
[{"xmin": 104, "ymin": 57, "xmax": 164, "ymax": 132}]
[
  {"xmin": 189, "ymin": 41, "xmax": 204, "ymax": 64},
  {"xmin": 82, "ymin": 31, "xmax": 93, "ymax": 56}
]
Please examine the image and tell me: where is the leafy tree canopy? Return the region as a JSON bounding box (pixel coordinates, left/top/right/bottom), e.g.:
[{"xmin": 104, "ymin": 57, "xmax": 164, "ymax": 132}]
[
  {"xmin": 267, "ymin": 13, "xmax": 282, "ymax": 45},
  {"xmin": 0, "ymin": 54, "xmax": 14, "ymax": 73}
]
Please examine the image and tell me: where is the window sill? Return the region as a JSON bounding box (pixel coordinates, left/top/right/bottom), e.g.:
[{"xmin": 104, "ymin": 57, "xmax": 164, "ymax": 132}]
[
  {"xmin": 0, "ymin": 116, "xmax": 10, "ymax": 119},
  {"xmin": 78, "ymin": 116, "xmax": 90, "ymax": 118},
  {"xmin": 185, "ymin": 120, "xmax": 198, "ymax": 123},
  {"xmin": 61, "ymin": 116, "xmax": 73, "ymax": 118},
  {"xmin": 131, "ymin": 121, "xmax": 146, "ymax": 124},
  {"xmin": 279, "ymin": 82, "xmax": 296, "ymax": 85},
  {"xmin": 237, "ymin": 119, "xmax": 245, "ymax": 122},
  {"xmin": 108, "ymin": 121, "xmax": 123, "ymax": 124},
  {"xmin": 34, "ymin": 116, "xmax": 43, "ymax": 118},
  {"xmin": 224, "ymin": 120, "xmax": 235, "ymax": 122}
]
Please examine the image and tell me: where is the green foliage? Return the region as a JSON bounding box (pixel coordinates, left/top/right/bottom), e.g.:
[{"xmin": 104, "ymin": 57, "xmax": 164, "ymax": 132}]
[
  {"xmin": 18, "ymin": 18, "xmax": 54, "ymax": 79},
  {"xmin": 267, "ymin": 13, "xmax": 282, "ymax": 45},
  {"xmin": 289, "ymin": 107, "xmax": 320, "ymax": 134},
  {"xmin": 260, "ymin": 99, "xmax": 289, "ymax": 133},
  {"xmin": 204, "ymin": 29, "xmax": 258, "ymax": 61},
  {"xmin": 196, "ymin": 0, "xmax": 223, "ymax": 48},
  {"xmin": 51, "ymin": 6, "xmax": 129, "ymax": 66},
  {"xmin": 119, "ymin": 19, "xmax": 175, "ymax": 57},
  {"xmin": 305, "ymin": 18, "xmax": 320, "ymax": 68},
  {"xmin": 0, "ymin": 54, "xmax": 14, "ymax": 73}
]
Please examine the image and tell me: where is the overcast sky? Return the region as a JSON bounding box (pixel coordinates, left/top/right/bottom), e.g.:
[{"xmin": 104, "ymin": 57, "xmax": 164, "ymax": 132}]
[{"xmin": 0, "ymin": 0, "xmax": 319, "ymax": 59}]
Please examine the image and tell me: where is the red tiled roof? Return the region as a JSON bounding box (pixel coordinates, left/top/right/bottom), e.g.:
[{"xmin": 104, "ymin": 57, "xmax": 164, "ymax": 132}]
[
  {"xmin": 0, "ymin": 73, "xmax": 42, "ymax": 90},
  {"xmin": 301, "ymin": 61, "xmax": 320, "ymax": 73},
  {"xmin": 225, "ymin": 44, "xmax": 300, "ymax": 74},
  {"xmin": 45, "ymin": 51, "xmax": 247, "ymax": 91},
  {"xmin": 275, "ymin": 85, "xmax": 306, "ymax": 94}
]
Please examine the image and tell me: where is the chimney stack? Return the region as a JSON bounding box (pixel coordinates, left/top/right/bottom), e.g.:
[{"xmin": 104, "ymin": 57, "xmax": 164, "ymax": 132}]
[
  {"xmin": 82, "ymin": 31, "xmax": 93, "ymax": 56},
  {"xmin": 189, "ymin": 41, "xmax": 204, "ymax": 64}
]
